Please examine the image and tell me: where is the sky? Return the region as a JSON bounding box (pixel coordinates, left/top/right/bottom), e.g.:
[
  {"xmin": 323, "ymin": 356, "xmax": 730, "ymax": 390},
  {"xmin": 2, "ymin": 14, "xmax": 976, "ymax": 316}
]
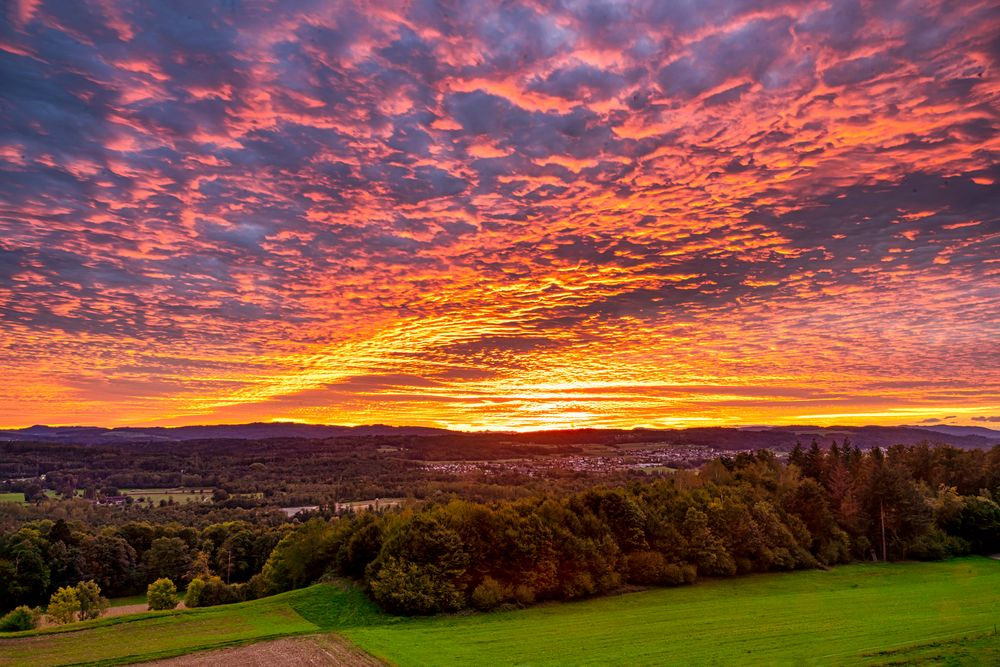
[{"xmin": 1, "ymin": 0, "xmax": 998, "ymax": 431}]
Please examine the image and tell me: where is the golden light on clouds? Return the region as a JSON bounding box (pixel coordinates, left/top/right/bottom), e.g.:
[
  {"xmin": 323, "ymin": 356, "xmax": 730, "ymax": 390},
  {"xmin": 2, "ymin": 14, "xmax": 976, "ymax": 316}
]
[{"xmin": 0, "ymin": 0, "xmax": 997, "ymax": 430}]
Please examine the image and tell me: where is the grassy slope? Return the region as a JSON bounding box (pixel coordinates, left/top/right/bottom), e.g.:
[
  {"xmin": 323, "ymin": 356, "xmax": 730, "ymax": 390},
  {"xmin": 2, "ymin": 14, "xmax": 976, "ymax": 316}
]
[
  {"xmin": 0, "ymin": 584, "xmax": 377, "ymax": 667},
  {"xmin": 2, "ymin": 559, "xmax": 997, "ymax": 666},
  {"xmin": 345, "ymin": 557, "xmax": 1000, "ymax": 666}
]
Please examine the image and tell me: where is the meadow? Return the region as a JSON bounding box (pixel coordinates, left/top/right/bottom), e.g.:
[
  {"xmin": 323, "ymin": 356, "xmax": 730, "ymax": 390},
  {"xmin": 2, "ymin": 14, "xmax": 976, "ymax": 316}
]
[
  {"xmin": 119, "ymin": 488, "xmax": 211, "ymax": 505},
  {"xmin": 1, "ymin": 558, "xmax": 996, "ymax": 666},
  {"xmin": 347, "ymin": 557, "xmax": 1000, "ymax": 666},
  {"xmin": 0, "ymin": 491, "xmax": 64, "ymax": 503},
  {"xmin": 0, "ymin": 584, "xmax": 377, "ymax": 666}
]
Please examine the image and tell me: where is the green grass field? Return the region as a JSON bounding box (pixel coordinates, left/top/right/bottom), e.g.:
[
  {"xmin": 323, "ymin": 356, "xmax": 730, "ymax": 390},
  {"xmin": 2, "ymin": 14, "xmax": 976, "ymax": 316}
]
[
  {"xmin": 0, "ymin": 584, "xmax": 380, "ymax": 666},
  {"xmin": 119, "ymin": 488, "xmax": 211, "ymax": 505},
  {"xmin": 2, "ymin": 558, "xmax": 997, "ymax": 666},
  {"xmin": 107, "ymin": 594, "xmax": 147, "ymax": 608},
  {"xmin": 346, "ymin": 558, "xmax": 1000, "ymax": 666},
  {"xmin": 0, "ymin": 490, "xmax": 81, "ymax": 504}
]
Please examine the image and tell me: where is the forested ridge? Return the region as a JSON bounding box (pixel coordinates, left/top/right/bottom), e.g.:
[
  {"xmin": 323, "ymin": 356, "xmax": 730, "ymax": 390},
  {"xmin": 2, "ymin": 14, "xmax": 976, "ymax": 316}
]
[{"xmin": 2, "ymin": 443, "xmax": 999, "ymax": 616}]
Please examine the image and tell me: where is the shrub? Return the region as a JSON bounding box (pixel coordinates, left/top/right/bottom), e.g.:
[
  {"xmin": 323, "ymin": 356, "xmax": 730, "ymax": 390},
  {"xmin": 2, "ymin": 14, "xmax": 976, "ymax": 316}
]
[
  {"xmin": 908, "ymin": 529, "xmax": 968, "ymax": 561},
  {"xmin": 75, "ymin": 580, "xmax": 108, "ymax": 620},
  {"xmin": 201, "ymin": 576, "xmax": 248, "ymax": 606},
  {"xmin": 184, "ymin": 577, "xmax": 206, "ymax": 608},
  {"xmin": 47, "ymin": 586, "xmax": 81, "ymax": 624},
  {"xmin": 248, "ymin": 573, "xmax": 268, "ymax": 600},
  {"xmin": 0, "ymin": 606, "xmax": 41, "ymax": 632},
  {"xmin": 471, "ymin": 576, "xmax": 506, "ymax": 611},
  {"xmin": 185, "ymin": 576, "xmax": 248, "ymax": 608},
  {"xmin": 559, "ymin": 571, "xmax": 595, "ymax": 599},
  {"xmin": 661, "ymin": 564, "xmax": 697, "ymax": 586},
  {"xmin": 513, "ymin": 584, "xmax": 536, "ymax": 606},
  {"xmin": 626, "ymin": 550, "xmax": 668, "ymax": 585},
  {"xmin": 147, "ymin": 578, "xmax": 178, "ymax": 611}
]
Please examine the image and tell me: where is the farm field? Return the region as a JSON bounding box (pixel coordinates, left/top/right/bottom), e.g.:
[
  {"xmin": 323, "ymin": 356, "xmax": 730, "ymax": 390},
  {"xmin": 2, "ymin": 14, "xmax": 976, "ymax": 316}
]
[
  {"xmin": 347, "ymin": 557, "xmax": 1000, "ymax": 666},
  {"xmin": 108, "ymin": 594, "xmax": 148, "ymax": 608},
  {"xmin": 0, "ymin": 491, "xmax": 64, "ymax": 503},
  {"xmin": 0, "ymin": 584, "xmax": 381, "ymax": 666},
  {"xmin": 2, "ymin": 558, "xmax": 997, "ymax": 666},
  {"xmin": 119, "ymin": 488, "xmax": 211, "ymax": 505}
]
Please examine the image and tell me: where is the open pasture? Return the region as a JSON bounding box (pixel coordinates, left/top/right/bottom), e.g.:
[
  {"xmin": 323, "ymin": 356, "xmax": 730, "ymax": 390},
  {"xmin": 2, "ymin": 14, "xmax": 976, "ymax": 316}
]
[
  {"xmin": 346, "ymin": 557, "xmax": 1000, "ymax": 666},
  {"xmin": 0, "ymin": 585, "xmax": 369, "ymax": 666},
  {"xmin": 2, "ymin": 558, "xmax": 997, "ymax": 666},
  {"xmin": 119, "ymin": 488, "xmax": 211, "ymax": 505}
]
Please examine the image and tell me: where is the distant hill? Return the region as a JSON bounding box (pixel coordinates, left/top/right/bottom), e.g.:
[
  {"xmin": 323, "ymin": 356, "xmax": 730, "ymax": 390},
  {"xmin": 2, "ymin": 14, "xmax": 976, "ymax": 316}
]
[
  {"xmin": 906, "ymin": 424, "xmax": 1000, "ymax": 439},
  {"xmin": 731, "ymin": 425, "xmax": 1000, "ymax": 451},
  {"xmin": 0, "ymin": 422, "xmax": 451, "ymax": 444},
  {"xmin": 1, "ymin": 422, "xmax": 997, "ymax": 451}
]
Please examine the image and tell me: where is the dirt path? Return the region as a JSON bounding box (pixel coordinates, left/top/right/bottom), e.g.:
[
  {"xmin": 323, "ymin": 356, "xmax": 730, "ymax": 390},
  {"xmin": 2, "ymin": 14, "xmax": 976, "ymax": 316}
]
[{"xmin": 137, "ymin": 634, "xmax": 385, "ymax": 666}]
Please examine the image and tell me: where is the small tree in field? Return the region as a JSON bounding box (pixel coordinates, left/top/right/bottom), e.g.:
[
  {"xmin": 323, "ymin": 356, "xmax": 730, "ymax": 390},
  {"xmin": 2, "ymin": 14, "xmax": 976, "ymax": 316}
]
[
  {"xmin": 0, "ymin": 605, "xmax": 41, "ymax": 631},
  {"xmin": 47, "ymin": 586, "xmax": 81, "ymax": 624},
  {"xmin": 147, "ymin": 578, "xmax": 178, "ymax": 611},
  {"xmin": 184, "ymin": 577, "xmax": 206, "ymax": 608},
  {"xmin": 471, "ymin": 576, "xmax": 506, "ymax": 610},
  {"xmin": 76, "ymin": 580, "xmax": 109, "ymax": 620}
]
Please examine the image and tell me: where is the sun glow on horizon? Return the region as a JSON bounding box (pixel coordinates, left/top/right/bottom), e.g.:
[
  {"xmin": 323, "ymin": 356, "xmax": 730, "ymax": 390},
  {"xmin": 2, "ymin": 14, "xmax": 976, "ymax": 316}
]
[{"xmin": 0, "ymin": 0, "xmax": 997, "ymax": 429}]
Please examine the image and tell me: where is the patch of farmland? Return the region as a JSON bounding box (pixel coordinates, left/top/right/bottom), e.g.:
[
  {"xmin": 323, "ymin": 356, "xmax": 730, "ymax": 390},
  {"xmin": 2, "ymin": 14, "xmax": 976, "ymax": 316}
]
[{"xmin": 139, "ymin": 634, "xmax": 384, "ymax": 666}]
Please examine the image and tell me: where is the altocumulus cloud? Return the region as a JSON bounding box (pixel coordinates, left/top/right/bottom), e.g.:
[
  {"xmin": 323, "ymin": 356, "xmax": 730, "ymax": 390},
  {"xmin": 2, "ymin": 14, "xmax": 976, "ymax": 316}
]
[{"xmin": 0, "ymin": 0, "xmax": 997, "ymax": 429}]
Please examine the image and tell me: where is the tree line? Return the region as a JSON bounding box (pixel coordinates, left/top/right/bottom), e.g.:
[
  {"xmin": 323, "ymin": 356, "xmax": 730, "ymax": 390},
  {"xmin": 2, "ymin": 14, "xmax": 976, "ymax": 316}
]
[
  {"xmin": 251, "ymin": 443, "xmax": 999, "ymax": 614},
  {"xmin": 0, "ymin": 518, "xmax": 286, "ymax": 613},
  {"xmin": 3, "ymin": 443, "xmax": 998, "ymax": 618}
]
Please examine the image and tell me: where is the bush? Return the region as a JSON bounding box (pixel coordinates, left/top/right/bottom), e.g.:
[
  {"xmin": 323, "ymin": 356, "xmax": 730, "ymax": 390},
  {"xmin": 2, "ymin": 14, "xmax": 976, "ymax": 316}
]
[
  {"xmin": 248, "ymin": 573, "xmax": 269, "ymax": 600},
  {"xmin": 626, "ymin": 550, "xmax": 668, "ymax": 585},
  {"xmin": 559, "ymin": 571, "xmax": 595, "ymax": 599},
  {"xmin": 47, "ymin": 586, "xmax": 81, "ymax": 624},
  {"xmin": 908, "ymin": 529, "xmax": 968, "ymax": 561},
  {"xmin": 184, "ymin": 577, "xmax": 206, "ymax": 608},
  {"xmin": 661, "ymin": 564, "xmax": 697, "ymax": 586},
  {"xmin": 471, "ymin": 576, "xmax": 506, "ymax": 610},
  {"xmin": 513, "ymin": 584, "xmax": 536, "ymax": 606},
  {"xmin": 185, "ymin": 576, "xmax": 248, "ymax": 608},
  {"xmin": 201, "ymin": 576, "xmax": 248, "ymax": 606},
  {"xmin": 0, "ymin": 606, "xmax": 41, "ymax": 632},
  {"xmin": 75, "ymin": 580, "xmax": 108, "ymax": 620},
  {"xmin": 147, "ymin": 578, "xmax": 178, "ymax": 611}
]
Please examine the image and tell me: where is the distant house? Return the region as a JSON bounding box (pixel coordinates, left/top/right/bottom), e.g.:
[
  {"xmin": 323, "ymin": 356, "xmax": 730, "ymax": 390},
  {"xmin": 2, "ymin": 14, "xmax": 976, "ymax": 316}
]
[
  {"xmin": 278, "ymin": 505, "xmax": 320, "ymax": 518},
  {"xmin": 96, "ymin": 495, "xmax": 127, "ymax": 506}
]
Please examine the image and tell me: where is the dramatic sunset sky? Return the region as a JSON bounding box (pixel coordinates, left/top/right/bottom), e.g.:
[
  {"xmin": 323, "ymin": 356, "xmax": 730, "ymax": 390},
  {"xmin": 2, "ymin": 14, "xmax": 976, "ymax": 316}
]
[{"xmin": 1, "ymin": 0, "xmax": 998, "ymax": 430}]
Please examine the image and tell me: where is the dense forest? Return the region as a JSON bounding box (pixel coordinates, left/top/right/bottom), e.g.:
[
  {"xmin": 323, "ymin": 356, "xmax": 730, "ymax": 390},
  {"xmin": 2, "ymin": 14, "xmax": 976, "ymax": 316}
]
[{"xmin": 3, "ymin": 442, "xmax": 998, "ymax": 616}]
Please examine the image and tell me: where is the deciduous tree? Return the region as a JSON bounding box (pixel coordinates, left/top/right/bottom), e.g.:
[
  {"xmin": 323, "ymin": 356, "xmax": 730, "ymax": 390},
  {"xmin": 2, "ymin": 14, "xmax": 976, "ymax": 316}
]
[
  {"xmin": 146, "ymin": 578, "xmax": 178, "ymax": 611},
  {"xmin": 47, "ymin": 586, "xmax": 80, "ymax": 624}
]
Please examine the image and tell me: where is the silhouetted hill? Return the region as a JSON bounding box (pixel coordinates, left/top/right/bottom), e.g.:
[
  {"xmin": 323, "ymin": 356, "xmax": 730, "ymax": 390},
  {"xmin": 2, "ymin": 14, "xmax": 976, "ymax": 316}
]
[
  {"xmin": 907, "ymin": 424, "xmax": 1000, "ymax": 439},
  {"xmin": 0, "ymin": 422, "xmax": 450, "ymax": 444},
  {"xmin": 2, "ymin": 422, "xmax": 996, "ymax": 451},
  {"xmin": 489, "ymin": 425, "xmax": 999, "ymax": 451}
]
